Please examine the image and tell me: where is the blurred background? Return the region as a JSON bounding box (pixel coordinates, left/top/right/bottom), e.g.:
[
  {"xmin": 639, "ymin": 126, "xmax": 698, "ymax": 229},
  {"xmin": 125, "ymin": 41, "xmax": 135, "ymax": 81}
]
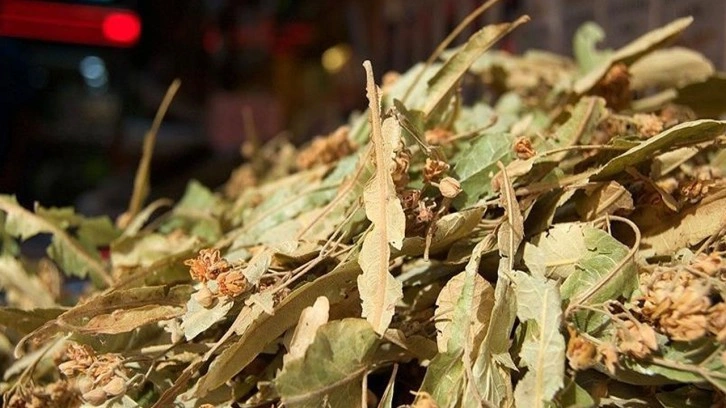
[{"xmin": 1, "ymin": 0, "xmax": 725, "ymax": 218}]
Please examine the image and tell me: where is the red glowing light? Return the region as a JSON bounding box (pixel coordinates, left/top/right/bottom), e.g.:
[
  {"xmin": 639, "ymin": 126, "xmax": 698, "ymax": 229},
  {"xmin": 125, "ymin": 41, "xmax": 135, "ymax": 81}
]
[
  {"xmin": 102, "ymin": 13, "xmax": 141, "ymax": 45},
  {"xmin": 0, "ymin": 0, "xmax": 141, "ymax": 48}
]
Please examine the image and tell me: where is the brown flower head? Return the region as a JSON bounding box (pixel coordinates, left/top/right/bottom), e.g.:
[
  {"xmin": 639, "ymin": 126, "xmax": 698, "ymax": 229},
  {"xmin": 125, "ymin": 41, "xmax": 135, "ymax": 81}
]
[
  {"xmin": 296, "ymin": 126, "xmax": 356, "ymax": 169},
  {"xmin": 597, "ymin": 342, "xmax": 619, "ymax": 375},
  {"xmin": 184, "ymin": 248, "xmax": 230, "ymax": 282},
  {"xmin": 217, "ymin": 270, "xmax": 249, "ymax": 297},
  {"xmin": 708, "ymin": 303, "xmax": 726, "ymax": 342},
  {"xmin": 514, "ymin": 137, "xmax": 536, "ymax": 160},
  {"xmin": 566, "ymin": 331, "xmax": 597, "ymax": 371},
  {"xmin": 58, "ymin": 343, "xmax": 95, "ymax": 377},
  {"xmin": 592, "ymin": 63, "xmax": 631, "ymax": 110},
  {"xmin": 632, "ymin": 113, "xmax": 664, "ymax": 138},
  {"xmin": 423, "ymin": 158, "xmax": 449, "ymax": 184},
  {"xmin": 616, "ymin": 320, "xmax": 658, "ymax": 359}
]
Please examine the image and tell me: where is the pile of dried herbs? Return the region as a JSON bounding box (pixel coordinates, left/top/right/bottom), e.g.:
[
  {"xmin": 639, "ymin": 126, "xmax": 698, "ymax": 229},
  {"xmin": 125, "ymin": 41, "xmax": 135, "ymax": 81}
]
[{"xmin": 3, "ymin": 9, "xmax": 726, "ymax": 408}]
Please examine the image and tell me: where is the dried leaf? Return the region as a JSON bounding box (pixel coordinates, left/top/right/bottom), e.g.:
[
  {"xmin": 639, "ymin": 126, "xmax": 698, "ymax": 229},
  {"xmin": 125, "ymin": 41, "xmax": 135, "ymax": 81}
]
[
  {"xmin": 284, "ymin": 296, "xmax": 330, "ymax": 365},
  {"xmin": 434, "ymin": 270, "xmax": 494, "ymax": 353},
  {"xmin": 592, "ymin": 120, "xmax": 726, "ymax": 180},
  {"xmin": 575, "ymin": 181, "xmax": 634, "ymax": 220},
  {"xmin": 559, "ymin": 226, "xmax": 637, "ymax": 304},
  {"xmin": 83, "ymin": 304, "xmax": 184, "ymax": 335},
  {"xmin": 453, "ymin": 132, "xmax": 513, "ymax": 209},
  {"xmin": 400, "ymin": 207, "xmax": 485, "ymax": 256},
  {"xmin": 573, "ymin": 22, "xmax": 611, "ymax": 72},
  {"xmin": 574, "ymin": 17, "xmax": 693, "ymax": 94},
  {"xmin": 544, "ymin": 97, "xmax": 607, "ymax": 154},
  {"xmin": 497, "ymin": 161, "xmax": 524, "ymax": 266},
  {"xmin": 0, "ymin": 256, "xmax": 56, "ymax": 309},
  {"xmin": 195, "ymin": 260, "xmax": 360, "ymax": 396},
  {"xmin": 0, "ymin": 195, "xmax": 112, "ymax": 286},
  {"xmin": 161, "ymin": 180, "xmax": 224, "ymax": 242},
  {"xmin": 357, "ymin": 61, "xmax": 406, "ymax": 335},
  {"xmin": 523, "ymin": 223, "xmax": 590, "ymax": 280},
  {"xmin": 629, "ymin": 47, "xmax": 714, "ymax": 91},
  {"xmin": 634, "ymin": 188, "xmax": 726, "ymax": 256},
  {"xmin": 674, "ymin": 73, "xmax": 726, "ymax": 117},
  {"xmin": 512, "ymin": 271, "xmax": 566, "ymax": 408},
  {"xmin": 111, "ymin": 233, "xmax": 198, "ymax": 269},
  {"xmin": 0, "ymin": 308, "xmax": 64, "ymax": 336},
  {"xmin": 275, "ymin": 318, "xmax": 380, "ymax": 408},
  {"xmin": 16, "ymin": 285, "xmax": 192, "ymax": 353},
  {"xmin": 424, "ymin": 16, "xmax": 530, "ymax": 117},
  {"xmin": 181, "ymin": 295, "xmax": 234, "ymax": 341},
  {"xmin": 418, "ymin": 236, "xmax": 495, "ymax": 407}
]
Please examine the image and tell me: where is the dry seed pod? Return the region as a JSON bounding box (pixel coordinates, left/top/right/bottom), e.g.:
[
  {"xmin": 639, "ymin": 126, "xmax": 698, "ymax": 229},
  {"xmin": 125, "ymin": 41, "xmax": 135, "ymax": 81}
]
[
  {"xmin": 217, "ymin": 271, "xmax": 249, "ymax": 297},
  {"xmin": 438, "ymin": 177, "xmax": 461, "ymax": 199},
  {"xmin": 102, "ymin": 376, "xmax": 126, "ymax": 397},
  {"xmin": 192, "ymin": 285, "xmax": 214, "ymax": 308},
  {"xmin": 76, "ymin": 376, "xmax": 94, "ymax": 395},
  {"xmin": 514, "ymin": 137, "xmax": 536, "ymax": 159},
  {"xmin": 566, "ymin": 333, "xmax": 597, "ymax": 370},
  {"xmin": 82, "ymin": 388, "xmax": 108, "ymax": 406}
]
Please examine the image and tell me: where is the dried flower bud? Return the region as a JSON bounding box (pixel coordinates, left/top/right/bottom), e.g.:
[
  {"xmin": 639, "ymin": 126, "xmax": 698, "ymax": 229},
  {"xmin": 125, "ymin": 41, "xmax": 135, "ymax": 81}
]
[
  {"xmin": 593, "ymin": 62, "xmax": 631, "ymax": 110},
  {"xmin": 415, "ymin": 201, "xmax": 436, "ymax": 224},
  {"xmin": 566, "ymin": 332, "xmax": 597, "ymax": 370},
  {"xmin": 597, "ymin": 343, "xmax": 619, "ymax": 375},
  {"xmin": 423, "ymin": 158, "xmax": 449, "ymax": 184},
  {"xmin": 617, "ymin": 320, "xmax": 658, "ymax": 358},
  {"xmin": 218, "ymin": 271, "xmax": 249, "ymax": 297},
  {"xmin": 82, "ymin": 388, "xmax": 108, "ymax": 406},
  {"xmin": 438, "ymin": 177, "xmax": 461, "ymax": 199},
  {"xmin": 425, "ymin": 127, "xmax": 454, "ymax": 146},
  {"xmin": 102, "ymin": 376, "xmax": 126, "ymax": 397},
  {"xmin": 392, "ymin": 146, "xmax": 412, "ymax": 191},
  {"xmin": 296, "ymin": 126, "xmax": 355, "ymax": 169},
  {"xmin": 193, "ymin": 285, "xmax": 215, "ymax": 308},
  {"xmin": 632, "ymin": 113, "xmax": 663, "ymax": 138},
  {"xmin": 513, "ymin": 137, "xmax": 536, "ymax": 160},
  {"xmin": 184, "ymin": 248, "xmax": 230, "ymax": 282},
  {"xmin": 77, "ymin": 376, "xmax": 94, "ymax": 395},
  {"xmin": 400, "ymin": 189, "xmax": 421, "ymax": 211}
]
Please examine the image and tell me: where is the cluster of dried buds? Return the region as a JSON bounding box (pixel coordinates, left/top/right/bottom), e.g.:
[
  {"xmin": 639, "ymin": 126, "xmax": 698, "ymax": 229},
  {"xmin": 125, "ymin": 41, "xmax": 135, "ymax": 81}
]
[
  {"xmin": 6, "ymin": 380, "xmax": 78, "ymax": 408},
  {"xmin": 296, "ymin": 126, "xmax": 356, "ymax": 170},
  {"xmin": 185, "ymin": 248, "xmax": 250, "ymax": 307},
  {"xmin": 615, "ymin": 318, "xmax": 659, "ymax": 358},
  {"xmin": 636, "ymin": 253, "xmax": 726, "ymax": 342},
  {"xmin": 566, "ymin": 327, "xmax": 619, "ymax": 374},
  {"xmin": 677, "ymin": 165, "xmax": 721, "ymax": 204},
  {"xmin": 400, "ymin": 189, "xmax": 436, "ymax": 235},
  {"xmin": 57, "ymin": 343, "xmax": 129, "ymax": 406},
  {"xmin": 513, "ymin": 136, "xmax": 536, "ymax": 160},
  {"xmin": 631, "ymin": 113, "xmax": 664, "ymax": 138}
]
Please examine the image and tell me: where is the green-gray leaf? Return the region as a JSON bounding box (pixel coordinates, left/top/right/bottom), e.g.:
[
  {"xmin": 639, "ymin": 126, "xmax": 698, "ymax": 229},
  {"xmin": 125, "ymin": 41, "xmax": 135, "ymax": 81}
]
[{"xmin": 275, "ymin": 318, "xmax": 380, "ymax": 408}]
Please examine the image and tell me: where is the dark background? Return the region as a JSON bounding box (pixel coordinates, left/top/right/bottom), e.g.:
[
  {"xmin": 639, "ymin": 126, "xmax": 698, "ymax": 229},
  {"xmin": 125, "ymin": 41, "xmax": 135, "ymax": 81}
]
[{"xmin": 1, "ymin": 0, "xmax": 723, "ymax": 218}]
